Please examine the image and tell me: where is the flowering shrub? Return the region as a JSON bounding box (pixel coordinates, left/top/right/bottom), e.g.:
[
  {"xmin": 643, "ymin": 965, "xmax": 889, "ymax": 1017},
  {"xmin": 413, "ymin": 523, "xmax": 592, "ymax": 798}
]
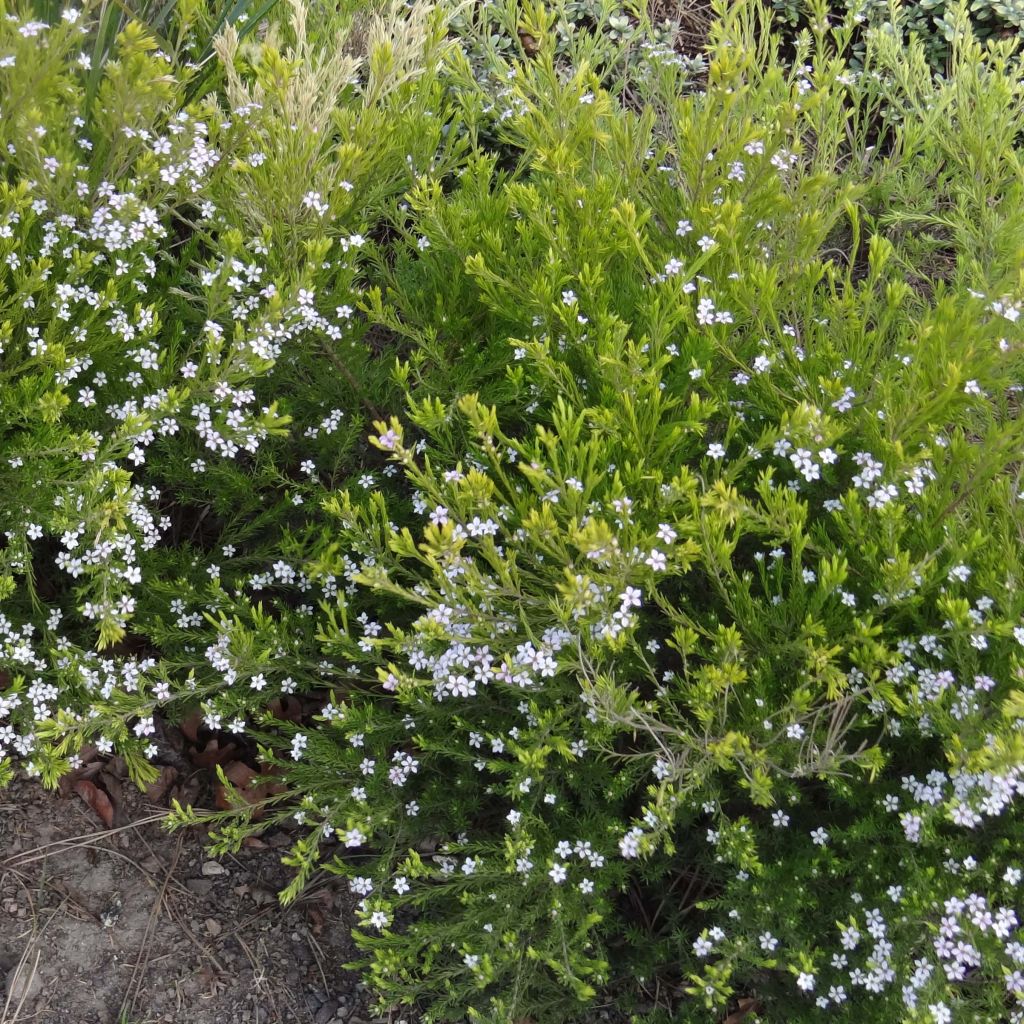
[
  {"xmin": 165, "ymin": 7, "xmax": 1024, "ymax": 1022},
  {"xmin": 0, "ymin": 0, "xmax": 463, "ymax": 786},
  {"xmin": 3, "ymin": 1, "xmax": 1024, "ymax": 1023}
]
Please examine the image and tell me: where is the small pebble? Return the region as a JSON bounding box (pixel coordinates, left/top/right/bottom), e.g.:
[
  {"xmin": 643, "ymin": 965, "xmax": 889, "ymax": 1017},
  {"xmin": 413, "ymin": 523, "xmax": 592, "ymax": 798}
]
[{"xmin": 315, "ymin": 1001, "xmax": 339, "ymax": 1024}]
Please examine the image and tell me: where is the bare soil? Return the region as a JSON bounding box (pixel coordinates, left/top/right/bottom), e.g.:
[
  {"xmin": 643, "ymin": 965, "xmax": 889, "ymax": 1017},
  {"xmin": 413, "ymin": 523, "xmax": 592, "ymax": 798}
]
[{"xmin": 0, "ymin": 777, "xmax": 369, "ymax": 1024}]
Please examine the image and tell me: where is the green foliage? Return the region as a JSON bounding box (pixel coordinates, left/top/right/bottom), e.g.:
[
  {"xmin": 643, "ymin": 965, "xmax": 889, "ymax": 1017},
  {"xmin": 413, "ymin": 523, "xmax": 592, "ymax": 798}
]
[
  {"xmin": 770, "ymin": 0, "xmax": 1024, "ymax": 70},
  {"xmin": 2, "ymin": 2, "xmax": 1024, "ymax": 1024}
]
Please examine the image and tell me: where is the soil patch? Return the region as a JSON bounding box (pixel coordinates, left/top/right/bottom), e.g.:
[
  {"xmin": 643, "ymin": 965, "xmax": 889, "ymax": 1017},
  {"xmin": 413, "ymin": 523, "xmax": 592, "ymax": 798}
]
[{"xmin": 0, "ymin": 777, "xmax": 369, "ymax": 1024}]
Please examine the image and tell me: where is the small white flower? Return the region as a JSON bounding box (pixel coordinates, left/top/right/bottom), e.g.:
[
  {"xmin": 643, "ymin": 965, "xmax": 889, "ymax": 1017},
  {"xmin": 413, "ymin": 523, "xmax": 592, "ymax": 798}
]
[
  {"xmin": 549, "ymin": 862, "xmax": 567, "ymax": 884},
  {"xmin": 947, "ymin": 563, "xmax": 971, "ymax": 583},
  {"xmin": 645, "ymin": 549, "xmax": 667, "ymax": 572}
]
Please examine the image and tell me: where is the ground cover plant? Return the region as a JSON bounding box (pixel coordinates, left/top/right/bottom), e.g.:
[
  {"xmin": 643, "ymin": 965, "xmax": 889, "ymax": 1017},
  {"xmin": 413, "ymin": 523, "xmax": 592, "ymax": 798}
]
[{"xmin": 1, "ymin": 0, "xmax": 1024, "ymax": 1022}]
